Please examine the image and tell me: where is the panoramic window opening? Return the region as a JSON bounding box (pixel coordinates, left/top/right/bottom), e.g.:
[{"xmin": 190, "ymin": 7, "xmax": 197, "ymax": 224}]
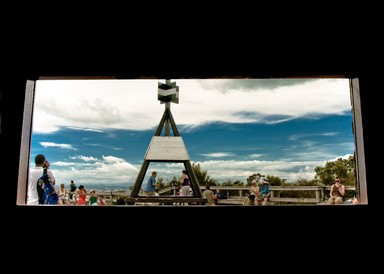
[{"xmin": 16, "ymin": 78, "xmax": 367, "ymax": 206}]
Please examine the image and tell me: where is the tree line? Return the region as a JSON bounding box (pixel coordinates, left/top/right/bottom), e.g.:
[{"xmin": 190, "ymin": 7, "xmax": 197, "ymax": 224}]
[{"xmin": 149, "ymin": 155, "xmax": 357, "ymax": 200}]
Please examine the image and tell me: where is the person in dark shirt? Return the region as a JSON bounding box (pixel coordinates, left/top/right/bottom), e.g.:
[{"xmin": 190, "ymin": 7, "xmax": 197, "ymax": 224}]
[
  {"xmin": 69, "ymin": 180, "xmax": 77, "ymax": 200},
  {"xmin": 179, "ymin": 170, "xmax": 190, "ymax": 196},
  {"xmin": 327, "ymin": 178, "xmax": 345, "ymax": 204}
]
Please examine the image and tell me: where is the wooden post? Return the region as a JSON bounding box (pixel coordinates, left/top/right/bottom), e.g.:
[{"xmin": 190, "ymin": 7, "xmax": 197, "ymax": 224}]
[
  {"xmin": 129, "ymin": 79, "xmax": 205, "ymax": 204},
  {"xmin": 130, "ymin": 160, "xmax": 150, "ymax": 197}
]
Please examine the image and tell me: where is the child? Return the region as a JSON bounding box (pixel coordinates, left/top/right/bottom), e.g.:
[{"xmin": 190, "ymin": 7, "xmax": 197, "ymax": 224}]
[
  {"xmin": 97, "ymin": 195, "xmax": 107, "ymax": 205},
  {"xmin": 89, "ymin": 190, "xmax": 98, "ymax": 205}
]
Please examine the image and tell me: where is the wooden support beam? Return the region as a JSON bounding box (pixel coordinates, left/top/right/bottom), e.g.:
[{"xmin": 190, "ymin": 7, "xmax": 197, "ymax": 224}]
[
  {"xmin": 130, "ymin": 160, "xmax": 150, "ymax": 197},
  {"xmin": 184, "ymin": 161, "xmax": 203, "ymax": 197}
]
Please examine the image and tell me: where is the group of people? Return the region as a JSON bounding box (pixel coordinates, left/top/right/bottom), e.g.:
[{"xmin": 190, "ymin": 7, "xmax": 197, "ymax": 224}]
[
  {"xmin": 243, "ymin": 176, "xmax": 358, "ymax": 206},
  {"xmin": 243, "ymin": 177, "xmax": 271, "ymax": 206},
  {"xmin": 144, "ymin": 169, "xmax": 218, "ymax": 206},
  {"xmin": 57, "ymin": 183, "xmax": 107, "ymax": 206},
  {"xmin": 27, "ymin": 154, "xmax": 106, "ymax": 206},
  {"xmin": 145, "ymin": 169, "xmax": 193, "ymax": 197},
  {"xmin": 144, "ymin": 169, "xmax": 194, "ymax": 205},
  {"xmin": 28, "ymin": 154, "xmax": 358, "ymax": 207}
]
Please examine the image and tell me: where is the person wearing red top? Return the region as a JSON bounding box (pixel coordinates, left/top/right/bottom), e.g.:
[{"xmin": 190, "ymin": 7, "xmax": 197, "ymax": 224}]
[{"xmin": 76, "ymin": 185, "xmax": 87, "ymax": 205}]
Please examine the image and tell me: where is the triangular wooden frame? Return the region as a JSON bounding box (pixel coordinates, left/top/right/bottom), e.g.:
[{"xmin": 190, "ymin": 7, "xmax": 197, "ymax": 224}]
[{"xmin": 128, "ymin": 106, "xmax": 205, "ymax": 204}]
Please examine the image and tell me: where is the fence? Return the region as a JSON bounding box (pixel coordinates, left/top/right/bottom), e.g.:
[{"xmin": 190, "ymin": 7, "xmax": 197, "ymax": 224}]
[{"xmin": 65, "ymin": 185, "xmax": 356, "ymax": 205}]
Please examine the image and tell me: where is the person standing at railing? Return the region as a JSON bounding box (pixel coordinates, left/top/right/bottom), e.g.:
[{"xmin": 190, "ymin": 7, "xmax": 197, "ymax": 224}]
[
  {"xmin": 75, "ymin": 185, "xmax": 87, "ymax": 205},
  {"xmin": 179, "ymin": 170, "xmax": 191, "ymax": 196},
  {"xmin": 69, "ymin": 180, "xmax": 77, "ymax": 200},
  {"xmin": 57, "ymin": 183, "xmax": 71, "ymax": 205},
  {"xmin": 327, "ymin": 178, "xmax": 345, "ymax": 204}
]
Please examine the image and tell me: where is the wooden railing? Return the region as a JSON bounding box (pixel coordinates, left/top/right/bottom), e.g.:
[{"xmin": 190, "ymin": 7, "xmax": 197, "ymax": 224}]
[
  {"xmin": 66, "ymin": 190, "xmax": 129, "ymax": 205},
  {"xmin": 64, "ymin": 185, "xmax": 356, "ymax": 205},
  {"xmin": 157, "ymin": 185, "xmax": 357, "ymax": 205},
  {"xmin": 209, "ymin": 185, "xmax": 357, "ymax": 205}
]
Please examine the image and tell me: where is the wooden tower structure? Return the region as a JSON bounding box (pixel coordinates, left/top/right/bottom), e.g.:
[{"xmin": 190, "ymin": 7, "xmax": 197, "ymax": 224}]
[{"xmin": 127, "ymin": 79, "xmax": 206, "ymax": 205}]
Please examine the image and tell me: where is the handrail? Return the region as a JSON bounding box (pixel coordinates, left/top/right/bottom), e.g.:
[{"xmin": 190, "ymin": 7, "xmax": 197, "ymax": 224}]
[{"xmin": 65, "ymin": 185, "xmax": 356, "ymax": 205}]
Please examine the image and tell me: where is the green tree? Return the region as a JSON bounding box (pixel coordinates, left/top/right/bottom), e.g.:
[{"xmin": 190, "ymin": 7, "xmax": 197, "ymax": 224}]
[
  {"xmin": 265, "ymin": 175, "xmax": 287, "ymax": 186},
  {"xmin": 314, "ymin": 155, "xmax": 356, "ymax": 186},
  {"xmin": 156, "ymin": 177, "xmax": 165, "ymax": 190},
  {"xmin": 295, "ymin": 178, "xmax": 318, "ymax": 186},
  {"xmin": 246, "ymin": 173, "xmax": 286, "ymax": 186},
  {"xmin": 192, "ymin": 163, "xmax": 218, "ymax": 186},
  {"xmin": 232, "ymin": 180, "xmax": 244, "ymax": 186},
  {"xmin": 246, "ymin": 173, "xmax": 261, "ymax": 185},
  {"xmin": 221, "ymin": 178, "xmax": 234, "ymax": 186},
  {"xmin": 168, "ymin": 176, "xmax": 180, "ymax": 188}
]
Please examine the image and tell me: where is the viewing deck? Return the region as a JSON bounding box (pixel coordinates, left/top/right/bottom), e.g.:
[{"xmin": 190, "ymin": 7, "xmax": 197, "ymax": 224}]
[{"xmin": 64, "ymin": 185, "xmax": 357, "ymax": 206}]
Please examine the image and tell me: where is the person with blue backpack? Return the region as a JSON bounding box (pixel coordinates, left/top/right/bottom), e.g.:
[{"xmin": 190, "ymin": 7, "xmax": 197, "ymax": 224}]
[{"xmin": 27, "ymin": 154, "xmax": 58, "ymax": 205}]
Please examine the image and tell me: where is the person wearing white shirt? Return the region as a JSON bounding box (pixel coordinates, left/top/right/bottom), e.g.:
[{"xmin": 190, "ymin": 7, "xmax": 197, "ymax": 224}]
[{"xmin": 27, "ymin": 154, "xmax": 56, "ymax": 205}]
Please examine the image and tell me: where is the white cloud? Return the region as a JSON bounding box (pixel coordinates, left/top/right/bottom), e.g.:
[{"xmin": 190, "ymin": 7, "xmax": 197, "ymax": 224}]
[
  {"xmin": 51, "ymin": 154, "xmax": 139, "ymax": 186},
  {"xmin": 201, "ymin": 152, "xmax": 235, "ymax": 158},
  {"xmin": 70, "ymin": 155, "xmax": 98, "ymax": 162},
  {"xmin": 328, "ymin": 154, "xmax": 354, "ymax": 162},
  {"xmin": 249, "ymin": 154, "xmax": 264, "ymax": 158},
  {"xmin": 288, "ymin": 132, "xmax": 338, "ymax": 141},
  {"xmin": 40, "ymin": 142, "xmax": 77, "ymax": 150},
  {"xmin": 50, "ymin": 157, "xmax": 335, "ymax": 187},
  {"xmin": 102, "ymin": 155, "xmax": 126, "ymax": 163},
  {"xmin": 33, "ymin": 79, "xmax": 353, "ymax": 187},
  {"xmin": 33, "ymin": 78, "xmax": 350, "ymax": 133}
]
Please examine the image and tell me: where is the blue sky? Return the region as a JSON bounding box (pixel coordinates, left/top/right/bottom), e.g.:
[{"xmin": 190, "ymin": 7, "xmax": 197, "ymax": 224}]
[{"xmin": 30, "ymin": 79, "xmax": 354, "ymax": 189}]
